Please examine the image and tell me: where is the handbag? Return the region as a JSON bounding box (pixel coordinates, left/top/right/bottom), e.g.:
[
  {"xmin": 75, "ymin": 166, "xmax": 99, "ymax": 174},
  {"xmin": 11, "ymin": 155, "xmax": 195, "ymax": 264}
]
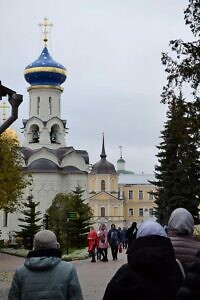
[{"xmin": 119, "ymin": 243, "xmax": 122, "ymax": 253}]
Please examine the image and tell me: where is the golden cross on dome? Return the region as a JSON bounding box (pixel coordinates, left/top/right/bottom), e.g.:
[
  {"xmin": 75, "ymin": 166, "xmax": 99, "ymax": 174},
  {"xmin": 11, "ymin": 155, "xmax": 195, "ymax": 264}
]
[
  {"xmin": 0, "ymin": 101, "xmax": 9, "ymax": 122},
  {"xmin": 39, "ymin": 17, "xmax": 53, "ymax": 47}
]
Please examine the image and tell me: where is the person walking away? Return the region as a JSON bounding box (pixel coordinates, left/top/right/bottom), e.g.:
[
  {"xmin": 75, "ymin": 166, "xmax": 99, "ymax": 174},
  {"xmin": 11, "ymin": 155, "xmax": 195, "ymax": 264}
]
[
  {"xmin": 8, "ymin": 230, "xmax": 83, "ymax": 300},
  {"xmin": 168, "ymin": 207, "xmax": 200, "ymax": 272},
  {"xmin": 87, "ymin": 226, "xmax": 98, "ymax": 263},
  {"xmin": 121, "ymin": 227, "xmax": 128, "ymax": 249},
  {"xmin": 127, "ymin": 222, "xmax": 138, "ymax": 250},
  {"xmin": 107, "ymin": 224, "xmax": 120, "ymax": 260},
  {"xmin": 103, "ymin": 220, "xmax": 184, "ymax": 300},
  {"xmin": 97, "ymin": 223, "xmax": 109, "ymax": 262}
]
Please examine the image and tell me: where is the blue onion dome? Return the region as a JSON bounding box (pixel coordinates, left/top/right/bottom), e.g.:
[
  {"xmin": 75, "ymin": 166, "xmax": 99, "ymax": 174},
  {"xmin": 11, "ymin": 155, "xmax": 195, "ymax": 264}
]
[{"xmin": 24, "ymin": 47, "xmax": 67, "ymax": 86}]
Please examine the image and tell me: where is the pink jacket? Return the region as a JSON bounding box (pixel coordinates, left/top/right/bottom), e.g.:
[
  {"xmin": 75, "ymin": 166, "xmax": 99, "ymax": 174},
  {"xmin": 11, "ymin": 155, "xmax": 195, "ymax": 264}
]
[
  {"xmin": 168, "ymin": 231, "xmax": 200, "ymax": 270},
  {"xmin": 97, "ymin": 229, "xmax": 108, "ymax": 249}
]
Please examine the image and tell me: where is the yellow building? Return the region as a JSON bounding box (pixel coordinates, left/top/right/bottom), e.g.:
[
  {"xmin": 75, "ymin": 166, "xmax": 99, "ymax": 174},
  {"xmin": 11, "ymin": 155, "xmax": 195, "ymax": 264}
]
[
  {"xmin": 119, "ymin": 174, "xmax": 156, "ymax": 225},
  {"xmin": 88, "ymin": 142, "xmax": 156, "ymax": 228},
  {"xmin": 88, "ymin": 136, "xmax": 124, "ymax": 228}
]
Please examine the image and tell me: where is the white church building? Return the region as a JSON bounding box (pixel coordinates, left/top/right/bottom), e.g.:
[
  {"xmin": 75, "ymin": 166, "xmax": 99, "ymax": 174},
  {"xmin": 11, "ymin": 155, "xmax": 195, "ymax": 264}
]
[{"xmin": 0, "ymin": 21, "xmax": 90, "ymax": 241}]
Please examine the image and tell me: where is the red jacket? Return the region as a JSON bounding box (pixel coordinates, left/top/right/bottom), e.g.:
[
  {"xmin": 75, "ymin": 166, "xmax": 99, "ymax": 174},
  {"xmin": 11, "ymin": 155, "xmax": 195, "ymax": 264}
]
[{"xmin": 87, "ymin": 230, "xmax": 98, "ymax": 251}]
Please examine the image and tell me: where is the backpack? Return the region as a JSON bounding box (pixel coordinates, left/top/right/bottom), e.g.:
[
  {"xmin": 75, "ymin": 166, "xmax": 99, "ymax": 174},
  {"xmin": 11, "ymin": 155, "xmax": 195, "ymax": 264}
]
[{"xmin": 110, "ymin": 230, "xmax": 118, "ymax": 245}]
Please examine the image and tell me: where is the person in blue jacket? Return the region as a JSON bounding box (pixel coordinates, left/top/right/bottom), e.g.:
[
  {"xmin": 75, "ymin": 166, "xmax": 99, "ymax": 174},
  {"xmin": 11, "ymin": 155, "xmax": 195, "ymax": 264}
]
[{"xmin": 8, "ymin": 230, "xmax": 83, "ymax": 300}]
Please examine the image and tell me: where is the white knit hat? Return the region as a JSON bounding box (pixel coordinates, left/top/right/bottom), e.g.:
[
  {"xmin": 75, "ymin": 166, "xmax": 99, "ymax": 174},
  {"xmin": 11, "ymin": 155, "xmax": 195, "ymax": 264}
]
[{"xmin": 33, "ymin": 230, "xmax": 59, "ymax": 250}]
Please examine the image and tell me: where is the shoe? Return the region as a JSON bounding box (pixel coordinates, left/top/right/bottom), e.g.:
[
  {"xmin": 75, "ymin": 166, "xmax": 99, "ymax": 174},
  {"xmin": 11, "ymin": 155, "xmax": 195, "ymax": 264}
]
[
  {"xmin": 91, "ymin": 260, "xmax": 96, "ymax": 263},
  {"xmin": 102, "ymin": 258, "xmax": 108, "ymax": 262}
]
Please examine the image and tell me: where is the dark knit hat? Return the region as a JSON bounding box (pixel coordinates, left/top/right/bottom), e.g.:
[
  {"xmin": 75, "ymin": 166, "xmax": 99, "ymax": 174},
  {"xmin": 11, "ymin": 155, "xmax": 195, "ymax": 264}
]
[{"xmin": 33, "ymin": 230, "xmax": 59, "ymax": 250}]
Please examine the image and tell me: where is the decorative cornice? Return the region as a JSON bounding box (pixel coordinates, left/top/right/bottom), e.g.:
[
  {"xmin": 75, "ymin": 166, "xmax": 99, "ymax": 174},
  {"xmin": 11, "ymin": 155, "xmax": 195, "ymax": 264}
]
[{"xmin": 27, "ymin": 85, "xmax": 63, "ymax": 92}]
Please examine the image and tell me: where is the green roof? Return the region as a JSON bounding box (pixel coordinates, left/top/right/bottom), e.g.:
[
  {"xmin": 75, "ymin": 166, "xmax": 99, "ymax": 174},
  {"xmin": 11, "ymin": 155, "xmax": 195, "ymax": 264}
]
[{"xmin": 117, "ymin": 170, "xmax": 134, "ymax": 175}]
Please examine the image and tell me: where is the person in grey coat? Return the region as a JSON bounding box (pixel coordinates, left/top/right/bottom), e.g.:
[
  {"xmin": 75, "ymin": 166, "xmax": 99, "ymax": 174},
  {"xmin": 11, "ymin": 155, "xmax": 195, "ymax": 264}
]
[{"xmin": 8, "ymin": 230, "xmax": 83, "ymax": 300}]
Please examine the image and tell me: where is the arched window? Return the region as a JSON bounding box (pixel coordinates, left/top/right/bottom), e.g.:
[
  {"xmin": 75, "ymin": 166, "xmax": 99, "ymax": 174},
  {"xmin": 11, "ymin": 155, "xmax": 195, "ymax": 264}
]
[
  {"xmin": 30, "ymin": 125, "xmax": 40, "ymax": 143},
  {"xmin": 111, "ymin": 179, "xmax": 115, "ymax": 191},
  {"xmin": 101, "ymin": 207, "xmax": 105, "ymax": 217},
  {"xmin": 50, "ymin": 124, "xmax": 60, "ymax": 143},
  {"xmin": 101, "ymin": 180, "xmax": 105, "ymax": 191},
  {"xmin": 3, "ymin": 210, "xmax": 8, "ymax": 227}
]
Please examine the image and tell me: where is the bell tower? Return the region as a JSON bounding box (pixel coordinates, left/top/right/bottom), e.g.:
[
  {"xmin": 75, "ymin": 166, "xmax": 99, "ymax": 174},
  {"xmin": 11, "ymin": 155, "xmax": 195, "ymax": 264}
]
[{"xmin": 22, "ymin": 18, "xmax": 67, "ymax": 149}]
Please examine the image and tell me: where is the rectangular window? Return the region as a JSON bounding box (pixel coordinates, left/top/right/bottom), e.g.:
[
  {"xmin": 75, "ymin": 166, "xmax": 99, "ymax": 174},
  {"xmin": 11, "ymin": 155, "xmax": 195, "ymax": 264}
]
[
  {"xmin": 114, "ymin": 207, "xmax": 118, "ymax": 216},
  {"xmin": 148, "ymin": 190, "xmax": 154, "ymax": 200},
  {"xmin": 139, "ymin": 208, "xmax": 143, "ymax": 217},
  {"xmin": 128, "ymin": 190, "xmax": 133, "ymax": 200},
  {"xmin": 128, "ymin": 208, "xmax": 134, "ymax": 216},
  {"xmin": 139, "ymin": 190, "xmax": 143, "ymax": 200},
  {"xmin": 149, "ymin": 208, "xmax": 153, "ymax": 217}
]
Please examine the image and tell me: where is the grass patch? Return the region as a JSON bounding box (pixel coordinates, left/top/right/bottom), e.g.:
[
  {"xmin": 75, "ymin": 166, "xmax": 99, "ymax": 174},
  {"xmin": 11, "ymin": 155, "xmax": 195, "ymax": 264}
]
[{"xmin": 0, "ymin": 247, "xmax": 89, "ymax": 261}]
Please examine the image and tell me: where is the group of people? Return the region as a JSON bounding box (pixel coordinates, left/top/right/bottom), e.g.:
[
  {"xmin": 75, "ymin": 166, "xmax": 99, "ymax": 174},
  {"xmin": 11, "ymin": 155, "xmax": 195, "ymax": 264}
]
[
  {"xmin": 103, "ymin": 207, "xmax": 200, "ymax": 300},
  {"xmin": 87, "ymin": 222, "xmax": 136, "ymax": 262},
  {"xmin": 7, "ymin": 207, "xmax": 200, "ymax": 300}
]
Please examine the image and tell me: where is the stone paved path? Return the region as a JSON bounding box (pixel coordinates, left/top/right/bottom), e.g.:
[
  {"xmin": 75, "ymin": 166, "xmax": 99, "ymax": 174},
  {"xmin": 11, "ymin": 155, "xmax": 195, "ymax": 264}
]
[{"xmin": 0, "ymin": 250, "xmax": 127, "ymax": 300}]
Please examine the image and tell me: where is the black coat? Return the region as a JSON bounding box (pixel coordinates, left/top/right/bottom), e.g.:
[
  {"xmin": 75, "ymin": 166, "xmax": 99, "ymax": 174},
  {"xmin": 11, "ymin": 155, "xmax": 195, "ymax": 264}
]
[
  {"xmin": 103, "ymin": 235, "xmax": 183, "ymax": 300},
  {"xmin": 177, "ymin": 261, "xmax": 200, "ymax": 300}
]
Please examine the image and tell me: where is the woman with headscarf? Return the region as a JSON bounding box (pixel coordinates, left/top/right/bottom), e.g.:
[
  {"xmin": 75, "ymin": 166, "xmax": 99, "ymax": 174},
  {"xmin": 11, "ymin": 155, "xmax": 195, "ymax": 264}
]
[
  {"xmin": 168, "ymin": 207, "xmax": 200, "ymax": 272},
  {"xmin": 103, "ymin": 220, "xmax": 183, "ymax": 300},
  {"xmin": 97, "ymin": 223, "xmax": 109, "ymax": 262}
]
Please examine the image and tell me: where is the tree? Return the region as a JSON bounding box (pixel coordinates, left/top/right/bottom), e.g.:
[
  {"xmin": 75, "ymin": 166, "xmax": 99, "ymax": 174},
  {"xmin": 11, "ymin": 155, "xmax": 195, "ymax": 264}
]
[
  {"xmin": 48, "ymin": 187, "xmax": 93, "ymax": 250},
  {"xmin": 161, "ymin": 0, "xmax": 200, "ymax": 104},
  {"xmin": 161, "ymin": 0, "xmax": 200, "ymax": 150},
  {"xmin": 0, "ymin": 132, "xmax": 31, "ymax": 212},
  {"xmin": 15, "ymin": 194, "xmax": 42, "ymax": 249},
  {"xmin": 69, "ymin": 186, "xmax": 93, "ymax": 248},
  {"xmin": 151, "ymin": 95, "xmax": 200, "ymax": 225},
  {"xmin": 153, "ymin": 0, "xmax": 200, "ymax": 224}
]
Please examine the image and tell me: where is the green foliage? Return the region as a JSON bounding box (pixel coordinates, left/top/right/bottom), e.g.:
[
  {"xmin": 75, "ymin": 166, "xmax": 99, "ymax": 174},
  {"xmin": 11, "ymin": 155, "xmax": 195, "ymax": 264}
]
[
  {"xmin": 69, "ymin": 186, "xmax": 93, "ymax": 248},
  {"xmin": 151, "ymin": 96, "xmax": 200, "ymax": 225},
  {"xmin": 0, "ymin": 135, "xmax": 32, "ymax": 212},
  {"xmin": 47, "ymin": 186, "xmax": 93, "ymax": 250},
  {"xmin": 15, "ymin": 194, "xmax": 42, "ymax": 249},
  {"xmin": 153, "ymin": 1, "xmax": 200, "ymax": 225},
  {"xmin": 161, "ymin": 0, "xmax": 200, "ymax": 103}
]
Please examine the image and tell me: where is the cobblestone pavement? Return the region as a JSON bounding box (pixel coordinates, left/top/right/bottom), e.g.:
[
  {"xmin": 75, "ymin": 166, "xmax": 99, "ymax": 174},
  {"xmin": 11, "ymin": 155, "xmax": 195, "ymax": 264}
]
[{"xmin": 0, "ymin": 250, "xmax": 127, "ymax": 300}]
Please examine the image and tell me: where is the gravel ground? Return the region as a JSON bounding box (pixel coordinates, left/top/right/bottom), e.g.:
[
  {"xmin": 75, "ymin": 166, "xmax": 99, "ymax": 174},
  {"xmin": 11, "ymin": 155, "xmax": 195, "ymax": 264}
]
[{"xmin": 0, "ymin": 250, "xmax": 127, "ymax": 300}]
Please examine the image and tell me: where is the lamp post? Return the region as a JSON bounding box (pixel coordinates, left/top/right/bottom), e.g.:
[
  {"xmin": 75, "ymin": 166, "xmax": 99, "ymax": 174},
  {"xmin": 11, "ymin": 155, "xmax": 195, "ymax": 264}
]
[{"xmin": 0, "ymin": 81, "xmax": 23, "ymax": 134}]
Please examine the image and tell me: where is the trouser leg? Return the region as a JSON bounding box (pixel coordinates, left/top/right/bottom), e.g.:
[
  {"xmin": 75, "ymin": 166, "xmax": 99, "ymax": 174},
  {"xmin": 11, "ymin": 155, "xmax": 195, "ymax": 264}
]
[
  {"xmin": 91, "ymin": 249, "xmax": 96, "ymax": 262},
  {"xmin": 113, "ymin": 245, "xmax": 118, "ymax": 260},
  {"xmin": 111, "ymin": 246, "xmax": 115, "ymax": 259}
]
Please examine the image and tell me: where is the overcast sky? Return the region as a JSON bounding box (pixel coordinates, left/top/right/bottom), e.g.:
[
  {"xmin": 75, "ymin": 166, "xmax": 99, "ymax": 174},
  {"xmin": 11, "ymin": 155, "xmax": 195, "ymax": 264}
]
[{"xmin": 0, "ymin": 0, "xmax": 193, "ymax": 173}]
